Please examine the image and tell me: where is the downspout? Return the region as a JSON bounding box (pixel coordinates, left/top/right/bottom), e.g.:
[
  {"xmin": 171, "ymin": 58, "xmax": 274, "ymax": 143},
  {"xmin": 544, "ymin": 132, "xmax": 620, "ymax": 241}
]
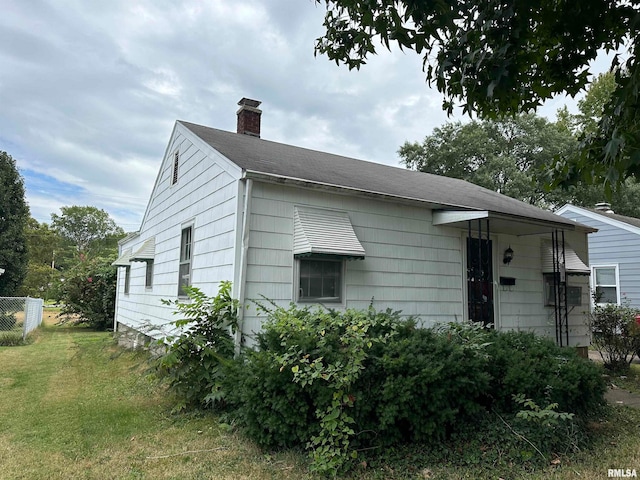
[{"xmin": 235, "ymin": 177, "xmax": 253, "ymax": 352}]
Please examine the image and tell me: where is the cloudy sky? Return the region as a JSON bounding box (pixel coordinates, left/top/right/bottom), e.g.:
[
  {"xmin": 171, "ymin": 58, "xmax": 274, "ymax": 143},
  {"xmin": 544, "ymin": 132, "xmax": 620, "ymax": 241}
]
[{"xmin": 1, "ymin": 0, "xmax": 608, "ymax": 232}]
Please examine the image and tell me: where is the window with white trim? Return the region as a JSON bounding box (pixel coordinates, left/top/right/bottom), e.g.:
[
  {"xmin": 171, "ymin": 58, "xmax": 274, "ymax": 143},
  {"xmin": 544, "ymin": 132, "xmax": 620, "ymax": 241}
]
[
  {"xmin": 297, "ymin": 257, "xmax": 343, "ymax": 303},
  {"xmin": 124, "ymin": 266, "xmax": 131, "ymax": 295},
  {"xmin": 592, "ymin": 265, "xmax": 619, "ymax": 304},
  {"xmin": 145, "ymin": 261, "xmax": 154, "ymax": 289},
  {"xmin": 178, "ymin": 226, "xmax": 192, "ymax": 296}
]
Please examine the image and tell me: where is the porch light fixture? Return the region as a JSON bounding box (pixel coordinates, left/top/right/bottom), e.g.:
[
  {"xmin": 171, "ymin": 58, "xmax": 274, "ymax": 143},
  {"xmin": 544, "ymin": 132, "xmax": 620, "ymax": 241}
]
[{"xmin": 503, "ymin": 246, "xmax": 514, "ymax": 265}]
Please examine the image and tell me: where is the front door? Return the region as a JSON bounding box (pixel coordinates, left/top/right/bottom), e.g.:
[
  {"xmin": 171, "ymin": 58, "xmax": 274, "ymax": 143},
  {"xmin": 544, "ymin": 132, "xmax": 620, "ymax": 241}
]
[{"xmin": 467, "ymin": 237, "xmax": 494, "ymax": 327}]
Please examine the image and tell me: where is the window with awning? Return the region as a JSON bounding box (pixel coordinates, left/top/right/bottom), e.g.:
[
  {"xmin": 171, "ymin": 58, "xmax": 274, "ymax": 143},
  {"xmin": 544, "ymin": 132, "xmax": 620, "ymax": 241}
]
[
  {"xmin": 293, "ymin": 207, "xmax": 365, "ymax": 259},
  {"xmin": 112, "ymin": 248, "xmax": 132, "ymax": 267},
  {"xmin": 130, "ymin": 238, "xmax": 155, "ymax": 262},
  {"xmin": 541, "ymin": 240, "xmax": 590, "ymax": 276},
  {"xmin": 293, "ymin": 207, "xmax": 364, "ymax": 303}
]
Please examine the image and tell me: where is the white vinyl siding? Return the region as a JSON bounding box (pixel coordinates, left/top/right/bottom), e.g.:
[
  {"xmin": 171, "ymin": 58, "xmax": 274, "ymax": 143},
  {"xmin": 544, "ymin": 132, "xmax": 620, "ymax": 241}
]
[
  {"xmin": 113, "ymin": 124, "xmax": 242, "ymax": 337},
  {"xmin": 242, "ymin": 181, "xmax": 465, "ymax": 337}
]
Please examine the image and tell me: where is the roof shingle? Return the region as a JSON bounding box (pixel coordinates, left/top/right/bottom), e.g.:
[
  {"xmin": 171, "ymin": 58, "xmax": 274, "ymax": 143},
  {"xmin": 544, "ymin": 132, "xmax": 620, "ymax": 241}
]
[{"xmin": 180, "ymin": 121, "xmax": 580, "ymax": 229}]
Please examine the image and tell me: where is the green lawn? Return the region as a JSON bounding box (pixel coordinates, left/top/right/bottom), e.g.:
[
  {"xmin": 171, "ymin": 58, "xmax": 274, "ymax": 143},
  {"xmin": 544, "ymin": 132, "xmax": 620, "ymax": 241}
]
[{"xmin": 0, "ymin": 312, "xmax": 638, "ymax": 479}]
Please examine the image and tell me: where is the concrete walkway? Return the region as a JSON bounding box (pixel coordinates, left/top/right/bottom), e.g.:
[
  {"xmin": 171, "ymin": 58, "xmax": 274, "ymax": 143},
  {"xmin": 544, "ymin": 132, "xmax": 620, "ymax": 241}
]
[{"xmin": 588, "ymin": 350, "xmax": 640, "ymax": 408}]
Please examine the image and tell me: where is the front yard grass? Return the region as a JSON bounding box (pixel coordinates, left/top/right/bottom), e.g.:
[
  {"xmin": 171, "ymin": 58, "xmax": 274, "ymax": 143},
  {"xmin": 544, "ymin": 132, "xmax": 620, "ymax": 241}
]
[{"xmin": 0, "ymin": 311, "xmax": 638, "ymax": 479}]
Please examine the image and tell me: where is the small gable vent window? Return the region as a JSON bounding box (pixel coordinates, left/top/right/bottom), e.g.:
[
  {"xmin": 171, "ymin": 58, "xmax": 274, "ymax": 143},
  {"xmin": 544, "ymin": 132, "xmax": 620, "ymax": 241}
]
[{"xmin": 172, "ymin": 151, "xmax": 179, "ymax": 185}]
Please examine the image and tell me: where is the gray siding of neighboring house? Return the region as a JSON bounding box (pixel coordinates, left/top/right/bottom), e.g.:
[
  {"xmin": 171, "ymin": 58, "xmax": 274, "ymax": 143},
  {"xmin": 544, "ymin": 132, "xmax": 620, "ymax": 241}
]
[{"xmin": 558, "ymin": 209, "xmax": 640, "ymax": 308}]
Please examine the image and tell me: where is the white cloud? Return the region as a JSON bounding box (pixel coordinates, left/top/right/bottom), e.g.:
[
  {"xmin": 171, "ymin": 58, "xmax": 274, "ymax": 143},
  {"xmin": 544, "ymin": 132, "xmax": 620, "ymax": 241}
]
[{"xmin": 0, "ymin": 0, "xmax": 619, "ymax": 229}]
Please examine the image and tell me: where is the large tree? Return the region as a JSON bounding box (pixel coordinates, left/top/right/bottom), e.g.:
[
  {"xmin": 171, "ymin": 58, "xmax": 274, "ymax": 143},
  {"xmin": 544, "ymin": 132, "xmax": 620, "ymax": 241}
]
[
  {"xmin": 399, "ymin": 113, "xmax": 577, "ymax": 207},
  {"xmin": 0, "ymin": 151, "xmax": 29, "ymax": 296},
  {"xmin": 19, "ymin": 218, "xmax": 65, "ymax": 299},
  {"xmin": 313, "ymin": 0, "xmax": 639, "ymax": 187},
  {"xmin": 51, "ymin": 206, "xmax": 124, "ymax": 259}
]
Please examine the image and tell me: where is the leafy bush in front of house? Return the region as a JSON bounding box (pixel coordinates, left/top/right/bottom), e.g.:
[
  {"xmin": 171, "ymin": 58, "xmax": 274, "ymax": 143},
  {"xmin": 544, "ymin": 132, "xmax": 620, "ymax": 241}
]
[
  {"xmin": 589, "ymin": 302, "xmax": 640, "ymax": 372},
  {"xmin": 57, "ymin": 256, "xmax": 117, "ymax": 330},
  {"xmin": 483, "ymin": 330, "xmax": 607, "ymax": 417},
  {"xmin": 231, "ymin": 302, "xmax": 405, "ymax": 475},
  {"xmin": 229, "ymin": 304, "xmax": 607, "ymax": 476},
  {"xmin": 352, "ymin": 321, "xmax": 492, "ymax": 447},
  {"xmin": 155, "ymin": 282, "xmax": 239, "ymax": 412}
]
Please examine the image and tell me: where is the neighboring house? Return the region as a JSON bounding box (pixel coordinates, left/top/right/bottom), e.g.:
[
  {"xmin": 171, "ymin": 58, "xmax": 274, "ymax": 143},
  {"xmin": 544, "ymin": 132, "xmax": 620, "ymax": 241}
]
[
  {"xmin": 113, "ymin": 98, "xmax": 596, "ymax": 351},
  {"xmin": 557, "ymin": 203, "xmax": 640, "ymax": 308}
]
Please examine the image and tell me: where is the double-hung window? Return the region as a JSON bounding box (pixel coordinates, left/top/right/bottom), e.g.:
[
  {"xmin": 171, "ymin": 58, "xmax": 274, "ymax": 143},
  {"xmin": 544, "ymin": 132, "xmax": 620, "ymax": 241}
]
[
  {"xmin": 145, "ymin": 261, "xmax": 154, "ymax": 289},
  {"xmin": 178, "ymin": 226, "xmax": 192, "ymax": 296},
  {"xmin": 592, "ymin": 265, "xmax": 619, "ymax": 304}
]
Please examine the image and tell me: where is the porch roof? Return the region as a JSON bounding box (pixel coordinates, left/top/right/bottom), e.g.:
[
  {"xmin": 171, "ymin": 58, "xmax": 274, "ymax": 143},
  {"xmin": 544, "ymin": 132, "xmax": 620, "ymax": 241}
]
[{"xmin": 431, "ymin": 210, "xmax": 596, "ymax": 236}]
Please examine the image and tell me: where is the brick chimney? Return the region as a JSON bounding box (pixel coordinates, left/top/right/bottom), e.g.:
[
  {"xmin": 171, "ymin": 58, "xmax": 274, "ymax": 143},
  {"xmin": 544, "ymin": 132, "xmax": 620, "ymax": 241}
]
[{"xmin": 236, "ymin": 98, "xmax": 262, "ymax": 137}]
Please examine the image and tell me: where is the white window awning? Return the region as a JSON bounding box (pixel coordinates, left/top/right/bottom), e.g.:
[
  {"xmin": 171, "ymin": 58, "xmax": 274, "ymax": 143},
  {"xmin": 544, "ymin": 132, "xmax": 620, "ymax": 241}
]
[
  {"xmin": 294, "ymin": 207, "xmax": 365, "ymax": 259},
  {"xmin": 112, "ymin": 248, "xmax": 132, "ymax": 267},
  {"xmin": 130, "ymin": 238, "xmax": 155, "ymax": 262},
  {"xmin": 541, "ymin": 240, "xmax": 590, "ymax": 276}
]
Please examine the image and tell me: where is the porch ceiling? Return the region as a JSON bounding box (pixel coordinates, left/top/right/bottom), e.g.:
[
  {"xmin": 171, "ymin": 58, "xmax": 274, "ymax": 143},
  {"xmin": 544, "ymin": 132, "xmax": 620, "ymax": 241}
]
[{"xmin": 432, "ymin": 210, "xmax": 589, "ymax": 236}]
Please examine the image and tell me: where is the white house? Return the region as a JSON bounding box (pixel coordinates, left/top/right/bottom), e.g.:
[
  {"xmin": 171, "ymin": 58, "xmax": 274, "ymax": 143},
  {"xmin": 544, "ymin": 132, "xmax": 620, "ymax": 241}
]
[
  {"xmin": 113, "ymin": 98, "xmax": 595, "ymax": 352},
  {"xmin": 557, "ymin": 203, "xmax": 640, "ymax": 308}
]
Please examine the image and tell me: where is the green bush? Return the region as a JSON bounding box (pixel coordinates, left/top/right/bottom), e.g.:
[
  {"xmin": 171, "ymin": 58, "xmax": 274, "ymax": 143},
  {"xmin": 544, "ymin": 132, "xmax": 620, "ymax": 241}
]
[
  {"xmin": 354, "ymin": 322, "xmax": 492, "ymax": 446},
  {"xmin": 230, "ymin": 308, "xmax": 607, "ymax": 475},
  {"xmin": 589, "ymin": 302, "xmax": 640, "ymax": 372},
  {"xmin": 0, "ymin": 331, "xmax": 23, "ymax": 346},
  {"xmin": 0, "ymin": 313, "xmax": 17, "ymax": 331},
  {"xmin": 57, "ymin": 256, "xmax": 117, "ymax": 330},
  {"xmin": 483, "ymin": 331, "xmax": 607, "ymax": 417},
  {"xmin": 155, "ymin": 282, "xmax": 238, "ymax": 412}
]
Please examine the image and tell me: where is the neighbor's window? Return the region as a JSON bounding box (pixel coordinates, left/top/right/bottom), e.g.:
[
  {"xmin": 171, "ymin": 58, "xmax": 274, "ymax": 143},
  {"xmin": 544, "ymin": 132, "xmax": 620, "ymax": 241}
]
[
  {"xmin": 178, "ymin": 226, "xmax": 192, "ymax": 296},
  {"xmin": 172, "ymin": 151, "xmax": 179, "ymax": 185},
  {"xmin": 124, "ymin": 266, "xmax": 131, "ymax": 295},
  {"xmin": 592, "ymin": 265, "xmax": 619, "ymax": 304},
  {"xmin": 145, "ymin": 260, "xmax": 154, "ymax": 289},
  {"xmin": 298, "ymin": 257, "xmax": 342, "ymax": 303}
]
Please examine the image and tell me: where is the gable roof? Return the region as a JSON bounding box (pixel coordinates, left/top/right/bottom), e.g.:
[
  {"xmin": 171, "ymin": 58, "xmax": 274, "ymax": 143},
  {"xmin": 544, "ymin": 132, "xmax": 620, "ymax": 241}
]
[
  {"xmin": 557, "ymin": 204, "xmax": 640, "ymax": 236},
  {"xmin": 587, "ymin": 208, "xmax": 640, "ymax": 229},
  {"xmin": 179, "ymin": 121, "xmax": 587, "ymax": 232}
]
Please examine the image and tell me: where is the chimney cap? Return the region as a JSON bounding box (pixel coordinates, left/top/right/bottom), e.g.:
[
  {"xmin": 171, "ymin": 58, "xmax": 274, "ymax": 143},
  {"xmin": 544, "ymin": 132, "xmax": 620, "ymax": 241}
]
[
  {"xmin": 238, "ymin": 98, "xmax": 261, "ymax": 109},
  {"xmin": 594, "ymin": 202, "xmax": 614, "ymax": 214}
]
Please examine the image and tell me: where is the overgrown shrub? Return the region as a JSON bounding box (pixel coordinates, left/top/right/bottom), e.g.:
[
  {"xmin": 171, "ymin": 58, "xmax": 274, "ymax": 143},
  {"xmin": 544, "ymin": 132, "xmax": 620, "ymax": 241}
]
[
  {"xmin": 231, "ymin": 302, "xmax": 405, "ymax": 475},
  {"xmin": 354, "ymin": 322, "xmax": 492, "ymax": 447},
  {"xmin": 0, "ymin": 313, "xmax": 17, "ymax": 331},
  {"xmin": 155, "ymin": 282, "xmax": 238, "ymax": 412},
  {"xmin": 0, "ymin": 331, "xmax": 24, "ymax": 346},
  {"xmin": 483, "ymin": 331, "xmax": 606, "ymax": 417},
  {"xmin": 231, "ymin": 307, "xmax": 607, "ymax": 475},
  {"xmin": 589, "ymin": 302, "xmax": 640, "ymax": 372},
  {"xmin": 57, "ymin": 256, "xmax": 117, "ymax": 330}
]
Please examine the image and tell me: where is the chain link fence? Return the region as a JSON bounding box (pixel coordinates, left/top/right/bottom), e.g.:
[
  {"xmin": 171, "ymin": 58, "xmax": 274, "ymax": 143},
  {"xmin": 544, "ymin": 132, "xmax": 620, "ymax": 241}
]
[{"xmin": 0, "ymin": 297, "xmax": 44, "ymax": 341}]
